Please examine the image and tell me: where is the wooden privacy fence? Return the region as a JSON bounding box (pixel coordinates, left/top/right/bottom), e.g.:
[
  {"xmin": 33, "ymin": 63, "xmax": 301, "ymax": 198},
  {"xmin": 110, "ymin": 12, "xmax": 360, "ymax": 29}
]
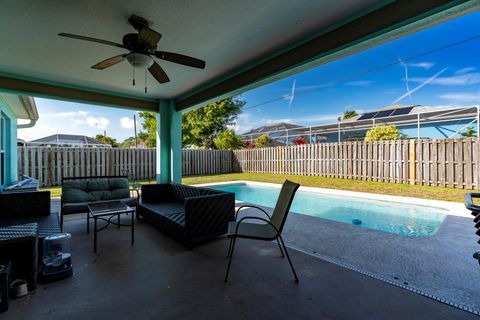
[
  {"xmin": 18, "ymin": 147, "xmax": 157, "ymax": 187},
  {"xmin": 182, "ymin": 149, "xmax": 232, "ymax": 176},
  {"xmin": 233, "ymin": 138, "xmax": 480, "ymax": 189},
  {"xmin": 18, "ymin": 147, "xmax": 233, "ymax": 187},
  {"xmin": 17, "ymin": 139, "xmax": 480, "ymax": 189}
]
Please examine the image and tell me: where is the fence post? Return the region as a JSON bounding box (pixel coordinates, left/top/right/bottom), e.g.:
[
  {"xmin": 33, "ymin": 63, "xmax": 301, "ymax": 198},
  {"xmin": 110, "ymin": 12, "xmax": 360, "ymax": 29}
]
[{"xmin": 409, "ymin": 139, "xmax": 416, "ymax": 185}]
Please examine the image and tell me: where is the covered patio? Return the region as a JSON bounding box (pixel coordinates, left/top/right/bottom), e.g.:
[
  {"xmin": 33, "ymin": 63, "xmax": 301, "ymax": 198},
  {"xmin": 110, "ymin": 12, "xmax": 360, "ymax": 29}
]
[
  {"xmin": 1, "ymin": 1, "xmax": 479, "ymax": 319},
  {"xmin": 5, "ymin": 210, "xmax": 477, "ymax": 320},
  {"xmin": 1, "ymin": 1, "xmax": 478, "ymax": 184}
]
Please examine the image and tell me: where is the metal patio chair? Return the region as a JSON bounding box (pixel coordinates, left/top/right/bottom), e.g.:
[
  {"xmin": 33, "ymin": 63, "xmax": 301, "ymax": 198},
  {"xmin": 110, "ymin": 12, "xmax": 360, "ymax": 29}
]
[{"xmin": 224, "ymin": 180, "xmax": 300, "ymax": 282}]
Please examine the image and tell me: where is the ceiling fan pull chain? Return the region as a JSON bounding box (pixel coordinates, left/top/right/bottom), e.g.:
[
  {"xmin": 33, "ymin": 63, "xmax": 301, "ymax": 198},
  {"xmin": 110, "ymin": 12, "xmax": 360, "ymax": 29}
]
[
  {"xmin": 132, "ymin": 53, "xmax": 136, "ymax": 86},
  {"xmin": 144, "ymin": 69, "xmax": 148, "ymax": 93}
]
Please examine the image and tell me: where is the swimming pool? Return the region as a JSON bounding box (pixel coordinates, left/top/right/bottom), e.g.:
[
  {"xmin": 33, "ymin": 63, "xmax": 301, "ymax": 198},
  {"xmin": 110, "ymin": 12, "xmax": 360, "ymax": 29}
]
[{"xmin": 208, "ymin": 182, "xmax": 447, "ymax": 237}]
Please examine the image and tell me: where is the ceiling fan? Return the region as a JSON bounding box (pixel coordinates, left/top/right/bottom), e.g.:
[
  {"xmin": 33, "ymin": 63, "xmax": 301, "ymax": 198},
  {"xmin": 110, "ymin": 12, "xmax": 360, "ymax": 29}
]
[{"xmin": 58, "ymin": 14, "xmax": 205, "ymax": 86}]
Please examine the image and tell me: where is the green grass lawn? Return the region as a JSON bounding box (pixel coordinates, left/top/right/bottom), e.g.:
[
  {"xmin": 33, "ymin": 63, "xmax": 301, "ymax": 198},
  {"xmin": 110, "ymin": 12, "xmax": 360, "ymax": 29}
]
[{"xmin": 42, "ymin": 173, "xmax": 468, "ymax": 203}]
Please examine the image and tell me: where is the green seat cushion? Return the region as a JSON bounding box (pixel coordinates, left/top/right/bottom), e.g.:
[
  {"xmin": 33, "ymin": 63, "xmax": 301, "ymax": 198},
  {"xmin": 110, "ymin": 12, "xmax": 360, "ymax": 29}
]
[
  {"xmin": 62, "ymin": 178, "xmax": 136, "ymax": 215},
  {"xmin": 62, "ymin": 178, "xmax": 130, "ymax": 203}
]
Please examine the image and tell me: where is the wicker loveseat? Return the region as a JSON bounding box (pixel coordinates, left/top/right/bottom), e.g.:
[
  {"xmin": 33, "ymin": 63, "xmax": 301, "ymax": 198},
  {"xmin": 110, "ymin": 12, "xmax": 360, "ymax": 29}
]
[
  {"xmin": 0, "ymin": 191, "xmax": 60, "ymax": 238},
  {"xmin": 137, "ymin": 184, "xmax": 234, "ymax": 248},
  {"xmin": 61, "ymin": 176, "xmax": 138, "ymax": 227},
  {"xmin": 0, "ymin": 191, "xmax": 61, "ymax": 289}
]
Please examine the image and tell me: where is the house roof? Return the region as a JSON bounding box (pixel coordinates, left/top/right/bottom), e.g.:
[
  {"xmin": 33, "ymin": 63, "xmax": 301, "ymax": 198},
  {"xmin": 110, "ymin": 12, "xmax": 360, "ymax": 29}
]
[
  {"xmin": 0, "ymin": 1, "xmax": 475, "ymax": 112},
  {"xmin": 28, "ymin": 134, "xmax": 110, "ymax": 146},
  {"xmin": 240, "ymin": 105, "xmax": 480, "ymax": 139},
  {"xmin": 0, "ymin": 94, "xmax": 38, "ymax": 120},
  {"xmin": 242, "ymin": 122, "xmax": 303, "ymax": 136},
  {"xmin": 341, "ymin": 104, "xmax": 452, "ymax": 123}
]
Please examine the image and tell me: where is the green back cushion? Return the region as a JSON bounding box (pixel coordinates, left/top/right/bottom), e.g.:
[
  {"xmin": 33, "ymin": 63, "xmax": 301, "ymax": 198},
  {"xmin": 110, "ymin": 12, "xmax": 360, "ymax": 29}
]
[{"xmin": 62, "ymin": 178, "xmax": 130, "ymax": 203}]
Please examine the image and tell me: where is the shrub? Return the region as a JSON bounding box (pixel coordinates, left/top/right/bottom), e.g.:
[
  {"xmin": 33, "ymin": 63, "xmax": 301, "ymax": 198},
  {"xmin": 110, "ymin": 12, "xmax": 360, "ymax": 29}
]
[
  {"xmin": 461, "ymin": 126, "xmax": 477, "ymax": 137},
  {"xmin": 293, "ymin": 136, "xmax": 308, "ymax": 145},
  {"xmin": 255, "ymin": 135, "xmax": 270, "ymax": 148},
  {"xmin": 213, "ymin": 130, "xmax": 243, "ymax": 150},
  {"xmin": 364, "ymin": 125, "xmax": 400, "ymax": 141},
  {"xmin": 243, "ymin": 141, "xmax": 255, "ymax": 149}
]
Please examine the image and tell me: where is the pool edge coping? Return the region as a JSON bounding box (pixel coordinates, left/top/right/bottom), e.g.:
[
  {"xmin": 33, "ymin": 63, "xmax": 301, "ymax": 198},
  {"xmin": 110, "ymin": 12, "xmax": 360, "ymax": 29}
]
[{"xmin": 193, "ymin": 180, "xmax": 470, "ymax": 218}]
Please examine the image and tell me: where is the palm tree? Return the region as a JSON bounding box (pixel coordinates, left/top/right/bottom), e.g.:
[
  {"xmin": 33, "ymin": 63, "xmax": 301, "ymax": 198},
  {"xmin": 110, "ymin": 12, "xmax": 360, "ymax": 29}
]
[
  {"xmin": 342, "ymin": 110, "xmax": 358, "ymax": 120},
  {"xmin": 461, "ymin": 126, "xmax": 477, "ymax": 137}
]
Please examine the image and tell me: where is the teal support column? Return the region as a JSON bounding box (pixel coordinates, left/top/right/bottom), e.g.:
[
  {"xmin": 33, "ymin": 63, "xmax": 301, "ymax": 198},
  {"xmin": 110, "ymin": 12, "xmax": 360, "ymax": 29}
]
[
  {"xmin": 156, "ymin": 100, "xmax": 182, "ymax": 183},
  {"xmin": 0, "ymin": 96, "xmax": 17, "ymax": 188}
]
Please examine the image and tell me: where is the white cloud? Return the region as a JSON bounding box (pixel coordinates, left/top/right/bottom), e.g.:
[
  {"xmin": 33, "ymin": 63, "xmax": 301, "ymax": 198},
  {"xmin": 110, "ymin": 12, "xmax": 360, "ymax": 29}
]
[
  {"xmin": 17, "ymin": 124, "xmax": 57, "ymax": 141},
  {"xmin": 231, "ymin": 112, "xmax": 342, "ymax": 134},
  {"xmin": 409, "ymin": 72, "xmax": 480, "ymax": 86},
  {"xmin": 286, "ymin": 114, "xmax": 340, "ymax": 124},
  {"xmin": 392, "ymin": 67, "xmax": 448, "ymax": 104},
  {"xmin": 120, "ymin": 117, "xmax": 136, "ymax": 129},
  {"xmin": 42, "ymin": 110, "xmax": 90, "ymax": 118},
  {"xmin": 455, "ymin": 67, "xmax": 476, "ymax": 75},
  {"xmin": 295, "ymin": 83, "xmax": 333, "ymax": 92},
  {"xmin": 408, "ymin": 62, "xmax": 434, "ymax": 70},
  {"xmin": 86, "ymin": 117, "xmax": 110, "ymax": 130},
  {"xmin": 265, "ymin": 118, "xmax": 293, "ymax": 124},
  {"xmin": 438, "ymin": 92, "xmax": 480, "ymax": 103},
  {"xmin": 344, "ymin": 80, "xmax": 375, "ymax": 87},
  {"xmin": 228, "ymin": 113, "xmax": 255, "ymax": 133}
]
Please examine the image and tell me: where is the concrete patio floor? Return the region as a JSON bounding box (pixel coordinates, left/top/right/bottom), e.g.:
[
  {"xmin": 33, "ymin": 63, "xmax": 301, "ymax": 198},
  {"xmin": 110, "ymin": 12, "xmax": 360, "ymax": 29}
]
[{"xmin": 5, "ymin": 211, "xmax": 478, "ymax": 320}]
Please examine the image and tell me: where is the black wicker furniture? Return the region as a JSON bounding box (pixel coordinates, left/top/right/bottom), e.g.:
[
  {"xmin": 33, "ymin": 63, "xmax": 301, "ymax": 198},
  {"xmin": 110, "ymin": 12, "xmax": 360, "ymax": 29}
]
[
  {"xmin": 0, "ymin": 223, "xmax": 38, "ymax": 290},
  {"xmin": 137, "ymin": 184, "xmax": 234, "ymax": 248},
  {"xmin": 0, "ymin": 190, "xmax": 61, "ymax": 290},
  {"xmin": 464, "ymin": 193, "xmax": 480, "ymax": 265},
  {"xmin": 0, "ymin": 191, "xmax": 60, "ymax": 238},
  {"xmin": 61, "ymin": 176, "xmax": 138, "ymax": 229}
]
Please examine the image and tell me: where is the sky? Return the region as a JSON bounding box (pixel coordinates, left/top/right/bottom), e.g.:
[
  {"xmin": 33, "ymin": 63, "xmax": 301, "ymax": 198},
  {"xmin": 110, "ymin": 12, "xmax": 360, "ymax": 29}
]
[
  {"xmin": 18, "ymin": 98, "xmax": 140, "ymax": 142},
  {"xmin": 18, "ymin": 9, "xmax": 480, "ymax": 142}
]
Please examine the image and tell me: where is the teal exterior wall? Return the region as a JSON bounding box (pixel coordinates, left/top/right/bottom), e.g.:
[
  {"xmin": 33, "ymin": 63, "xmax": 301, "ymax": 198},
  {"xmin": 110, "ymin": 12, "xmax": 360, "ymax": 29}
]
[
  {"xmin": 0, "ymin": 95, "xmax": 18, "ymax": 189},
  {"xmin": 156, "ymin": 100, "xmax": 182, "ymax": 183}
]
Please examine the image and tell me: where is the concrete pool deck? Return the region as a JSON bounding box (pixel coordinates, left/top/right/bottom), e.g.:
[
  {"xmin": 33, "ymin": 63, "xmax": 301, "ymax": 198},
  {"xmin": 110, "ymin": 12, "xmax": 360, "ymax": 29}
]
[
  {"xmin": 197, "ymin": 181, "xmax": 480, "ymax": 314},
  {"xmin": 6, "ymin": 212, "xmax": 478, "ymax": 320}
]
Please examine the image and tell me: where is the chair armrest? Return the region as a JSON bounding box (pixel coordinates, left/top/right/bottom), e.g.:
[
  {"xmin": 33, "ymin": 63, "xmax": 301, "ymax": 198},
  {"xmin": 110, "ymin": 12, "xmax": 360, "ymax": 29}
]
[
  {"xmin": 235, "ymin": 205, "xmax": 271, "ymax": 220},
  {"xmin": 464, "ymin": 193, "xmax": 480, "ymax": 215},
  {"xmin": 140, "ymin": 184, "xmax": 175, "ymax": 203},
  {"xmin": 184, "ymin": 192, "xmax": 235, "ymax": 237}
]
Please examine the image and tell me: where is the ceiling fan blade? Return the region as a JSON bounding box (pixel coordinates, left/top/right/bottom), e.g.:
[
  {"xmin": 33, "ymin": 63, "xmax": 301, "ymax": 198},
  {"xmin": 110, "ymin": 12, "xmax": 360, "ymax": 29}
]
[
  {"xmin": 58, "ymin": 33, "xmax": 124, "ymax": 48},
  {"xmin": 138, "ymin": 28, "xmax": 161, "ymax": 47},
  {"xmin": 91, "ymin": 54, "xmax": 127, "ymax": 70},
  {"xmin": 149, "ymin": 62, "xmax": 170, "ymax": 83},
  {"xmin": 155, "ymin": 51, "xmax": 205, "ymax": 69}
]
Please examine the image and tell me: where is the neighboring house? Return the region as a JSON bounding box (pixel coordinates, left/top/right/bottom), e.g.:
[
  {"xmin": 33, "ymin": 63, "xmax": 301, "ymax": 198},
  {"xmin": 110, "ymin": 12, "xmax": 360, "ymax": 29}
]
[
  {"xmin": 241, "ymin": 122, "xmax": 308, "ymax": 145},
  {"xmin": 327, "ymin": 105, "xmax": 479, "ymax": 142},
  {"xmin": 0, "ymin": 94, "xmax": 38, "ymax": 188},
  {"xmin": 241, "ymin": 105, "xmax": 479, "ymax": 144},
  {"xmin": 28, "ymin": 134, "xmax": 111, "ymax": 148}
]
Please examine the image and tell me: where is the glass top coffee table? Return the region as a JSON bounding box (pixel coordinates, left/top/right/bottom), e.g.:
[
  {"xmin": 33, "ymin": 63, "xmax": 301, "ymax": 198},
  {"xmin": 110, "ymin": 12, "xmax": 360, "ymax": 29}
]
[{"xmin": 87, "ymin": 201, "xmax": 134, "ymax": 253}]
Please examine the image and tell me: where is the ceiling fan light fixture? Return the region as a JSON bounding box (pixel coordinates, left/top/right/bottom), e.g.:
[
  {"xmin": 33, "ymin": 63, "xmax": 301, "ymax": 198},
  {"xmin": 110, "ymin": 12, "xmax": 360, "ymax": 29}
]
[{"xmin": 126, "ymin": 53, "xmax": 154, "ymax": 69}]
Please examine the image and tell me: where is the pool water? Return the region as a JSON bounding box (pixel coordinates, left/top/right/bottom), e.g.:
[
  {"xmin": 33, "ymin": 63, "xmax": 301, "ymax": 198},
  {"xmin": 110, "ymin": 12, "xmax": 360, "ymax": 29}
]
[{"xmin": 209, "ymin": 183, "xmax": 447, "ymax": 236}]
